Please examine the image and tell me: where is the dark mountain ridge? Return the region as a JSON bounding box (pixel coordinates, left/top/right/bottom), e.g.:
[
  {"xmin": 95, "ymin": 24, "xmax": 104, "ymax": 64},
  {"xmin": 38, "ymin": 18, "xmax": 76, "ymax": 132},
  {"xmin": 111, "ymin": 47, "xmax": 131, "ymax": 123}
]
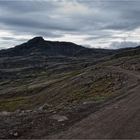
[
  {"xmin": 113, "ymin": 45, "xmax": 140, "ymax": 58},
  {"xmin": 0, "ymin": 36, "xmax": 114, "ymax": 57}
]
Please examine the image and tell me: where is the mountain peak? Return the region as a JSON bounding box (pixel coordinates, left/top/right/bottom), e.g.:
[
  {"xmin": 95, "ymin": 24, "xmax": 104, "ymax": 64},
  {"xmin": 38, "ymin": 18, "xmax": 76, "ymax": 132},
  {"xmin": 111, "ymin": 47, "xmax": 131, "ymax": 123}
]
[
  {"xmin": 0, "ymin": 37, "xmax": 114, "ymax": 57},
  {"xmin": 27, "ymin": 36, "xmax": 45, "ymax": 44}
]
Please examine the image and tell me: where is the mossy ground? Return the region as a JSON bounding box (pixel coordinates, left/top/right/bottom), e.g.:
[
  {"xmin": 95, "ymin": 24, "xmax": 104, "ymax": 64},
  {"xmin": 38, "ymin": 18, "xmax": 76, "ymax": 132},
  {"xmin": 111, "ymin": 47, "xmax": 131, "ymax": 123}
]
[
  {"xmin": 0, "ymin": 65, "xmax": 126, "ymax": 112},
  {"xmin": 0, "ymin": 97, "xmax": 31, "ymax": 112}
]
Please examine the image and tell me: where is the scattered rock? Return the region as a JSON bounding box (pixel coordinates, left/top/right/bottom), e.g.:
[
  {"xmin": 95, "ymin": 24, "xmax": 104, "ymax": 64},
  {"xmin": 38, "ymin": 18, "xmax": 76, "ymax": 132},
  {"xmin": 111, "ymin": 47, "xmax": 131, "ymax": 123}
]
[
  {"xmin": 114, "ymin": 105, "xmax": 119, "ymax": 109},
  {"xmin": 52, "ymin": 111, "xmax": 57, "ymax": 114},
  {"xmin": 50, "ymin": 114, "xmax": 68, "ymax": 122},
  {"xmin": 83, "ymin": 101, "xmax": 96, "ymax": 105},
  {"xmin": 25, "ymin": 110, "xmax": 32, "ymax": 113},
  {"xmin": 9, "ymin": 131, "xmax": 19, "ymax": 137},
  {"xmin": 14, "ymin": 109, "xmax": 21, "ymax": 114},
  {"xmin": 13, "ymin": 132, "xmax": 18, "ymax": 137},
  {"xmin": 18, "ymin": 110, "xmax": 26, "ymax": 116},
  {"xmin": 38, "ymin": 103, "xmax": 52, "ymax": 111},
  {"xmin": 0, "ymin": 111, "xmax": 11, "ymax": 116}
]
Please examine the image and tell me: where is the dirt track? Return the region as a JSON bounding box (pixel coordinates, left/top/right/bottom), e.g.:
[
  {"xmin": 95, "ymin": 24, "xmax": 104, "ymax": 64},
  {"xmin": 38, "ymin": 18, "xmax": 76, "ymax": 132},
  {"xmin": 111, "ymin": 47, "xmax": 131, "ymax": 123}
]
[
  {"xmin": 1, "ymin": 67, "xmax": 140, "ymax": 139},
  {"xmin": 49, "ymin": 68, "xmax": 140, "ymax": 139}
]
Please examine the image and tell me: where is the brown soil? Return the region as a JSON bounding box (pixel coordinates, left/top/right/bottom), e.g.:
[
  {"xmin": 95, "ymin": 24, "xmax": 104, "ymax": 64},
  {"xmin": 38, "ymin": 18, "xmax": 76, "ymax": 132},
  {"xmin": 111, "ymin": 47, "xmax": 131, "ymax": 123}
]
[
  {"xmin": 0, "ymin": 66, "xmax": 140, "ymax": 139},
  {"xmin": 48, "ymin": 67, "xmax": 140, "ymax": 139}
]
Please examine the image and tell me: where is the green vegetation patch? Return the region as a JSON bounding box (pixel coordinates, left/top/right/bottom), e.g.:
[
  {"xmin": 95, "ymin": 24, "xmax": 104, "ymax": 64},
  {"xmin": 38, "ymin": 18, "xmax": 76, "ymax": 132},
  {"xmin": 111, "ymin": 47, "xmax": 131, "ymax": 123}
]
[
  {"xmin": 53, "ymin": 76, "xmax": 118, "ymax": 109},
  {"xmin": 0, "ymin": 96, "xmax": 32, "ymax": 112}
]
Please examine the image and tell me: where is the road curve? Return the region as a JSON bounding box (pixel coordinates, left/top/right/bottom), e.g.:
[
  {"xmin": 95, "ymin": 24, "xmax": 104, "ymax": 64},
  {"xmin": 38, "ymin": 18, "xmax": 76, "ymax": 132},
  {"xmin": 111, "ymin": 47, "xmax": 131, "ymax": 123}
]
[{"xmin": 49, "ymin": 69, "xmax": 140, "ymax": 139}]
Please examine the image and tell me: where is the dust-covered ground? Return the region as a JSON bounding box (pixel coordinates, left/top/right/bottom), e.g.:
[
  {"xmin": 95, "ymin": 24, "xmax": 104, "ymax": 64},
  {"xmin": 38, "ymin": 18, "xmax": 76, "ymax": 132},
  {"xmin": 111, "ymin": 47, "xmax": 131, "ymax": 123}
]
[{"xmin": 0, "ymin": 48, "xmax": 140, "ymax": 138}]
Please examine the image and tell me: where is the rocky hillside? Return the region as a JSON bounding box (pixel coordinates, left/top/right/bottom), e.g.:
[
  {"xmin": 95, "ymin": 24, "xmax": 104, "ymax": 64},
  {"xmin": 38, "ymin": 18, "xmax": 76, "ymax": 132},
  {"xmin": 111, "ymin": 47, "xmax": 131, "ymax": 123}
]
[{"xmin": 0, "ymin": 37, "xmax": 140, "ymax": 138}]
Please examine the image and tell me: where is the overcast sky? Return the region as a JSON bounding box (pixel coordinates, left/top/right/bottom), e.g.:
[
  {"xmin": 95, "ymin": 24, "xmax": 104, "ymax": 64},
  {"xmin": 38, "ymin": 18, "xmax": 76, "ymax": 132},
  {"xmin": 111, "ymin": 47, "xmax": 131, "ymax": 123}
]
[{"xmin": 0, "ymin": 0, "xmax": 140, "ymax": 49}]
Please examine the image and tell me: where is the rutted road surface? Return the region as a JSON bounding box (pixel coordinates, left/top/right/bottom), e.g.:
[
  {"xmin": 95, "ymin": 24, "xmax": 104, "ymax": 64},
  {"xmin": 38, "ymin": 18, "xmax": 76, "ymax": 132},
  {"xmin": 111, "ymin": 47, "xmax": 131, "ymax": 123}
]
[{"xmin": 49, "ymin": 68, "xmax": 140, "ymax": 139}]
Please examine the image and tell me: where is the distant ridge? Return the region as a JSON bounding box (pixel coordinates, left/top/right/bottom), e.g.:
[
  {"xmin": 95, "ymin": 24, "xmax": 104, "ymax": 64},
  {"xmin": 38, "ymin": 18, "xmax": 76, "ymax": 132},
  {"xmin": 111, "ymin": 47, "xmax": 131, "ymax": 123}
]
[{"xmin": 0, "ymin": 36, "xmax": 114, "ymax": 57}]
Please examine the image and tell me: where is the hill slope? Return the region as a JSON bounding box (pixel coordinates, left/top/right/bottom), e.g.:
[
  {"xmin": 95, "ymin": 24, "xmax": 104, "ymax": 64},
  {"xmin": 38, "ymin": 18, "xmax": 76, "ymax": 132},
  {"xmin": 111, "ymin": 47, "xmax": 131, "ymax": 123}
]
[
  {"xmin": 0, "ymin": 37, "xmax": 140, "ymax": 138},
  {"xmin": 0, "ymin": 36, "xmax": 114, "ymax": 57}
]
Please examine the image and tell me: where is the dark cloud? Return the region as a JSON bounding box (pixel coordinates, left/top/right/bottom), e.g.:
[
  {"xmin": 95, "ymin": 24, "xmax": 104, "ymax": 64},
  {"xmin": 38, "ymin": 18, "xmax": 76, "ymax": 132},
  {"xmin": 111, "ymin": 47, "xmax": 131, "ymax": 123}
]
[
  {"xmin": 0, "ymin": 0, "xmax": 140, "ymax": 49},
  {"xmin": 0, "ymin": 1, "xmax": 54, "ymax": 13},
  {"xmin": 0, "ymin": 16, "xmax": 77, "ymax": 33}
]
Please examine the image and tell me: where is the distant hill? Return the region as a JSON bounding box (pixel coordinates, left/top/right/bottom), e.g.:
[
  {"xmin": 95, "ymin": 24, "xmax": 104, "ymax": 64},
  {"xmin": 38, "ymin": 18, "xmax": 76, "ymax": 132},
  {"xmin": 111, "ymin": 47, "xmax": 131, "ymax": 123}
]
[
  {"xmin": 0, "ymin": 36, "xmax": 114, "ymax": 57},
  {"xmin": 113, "ymin": 46, "xmax": 140, "ymax": 58}
]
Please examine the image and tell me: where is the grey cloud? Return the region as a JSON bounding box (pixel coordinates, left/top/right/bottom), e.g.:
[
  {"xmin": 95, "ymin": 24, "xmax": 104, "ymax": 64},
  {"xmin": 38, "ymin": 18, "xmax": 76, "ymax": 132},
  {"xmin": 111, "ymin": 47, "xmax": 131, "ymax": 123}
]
[
  {"xmin": 0, "ymin": 37, "xmax": 28, "ymax": 42},
  {"xmin": 110, "ymin": 41, "xmax": 139, "ymax": 49},
  {"xmin": 0, "ymin": 1, "xmax": 55, "ymax": 13},
  {"xmin": 0, "ymin": 16, "xmax": 77, "ymax": 32},
  {"xmin": 0, "ymin": 0, "xmax": 140, "ymax": 49},
  {"xmin": 85, "ymin": 34, "xmax": 113, "ymax": 41},
  {"xmin": 0, "ymin": 37, "xmax": 16, "ymax": 41},
  {"xmin": 103, "ymin": 22, "xmax": 139, "ymax": 31}
]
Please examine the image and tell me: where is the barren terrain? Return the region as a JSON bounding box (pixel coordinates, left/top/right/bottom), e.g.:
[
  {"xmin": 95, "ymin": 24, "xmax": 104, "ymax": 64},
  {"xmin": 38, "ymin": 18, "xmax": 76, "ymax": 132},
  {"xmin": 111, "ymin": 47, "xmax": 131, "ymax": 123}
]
[{"xmin": 0, "ymin": 37, "xmax": 140, "ymax": 139}]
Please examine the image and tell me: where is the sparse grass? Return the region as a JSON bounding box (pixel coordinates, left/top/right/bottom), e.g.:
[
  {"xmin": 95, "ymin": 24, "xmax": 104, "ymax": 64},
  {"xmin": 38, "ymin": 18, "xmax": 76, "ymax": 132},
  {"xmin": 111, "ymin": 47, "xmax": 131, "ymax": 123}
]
[
  {"xmin": 0, "ymin": 64, "xmax": 125, "ymax": 112},
  {"xmin": 49, "ymin": 76, "xmax": 119, "ymax": 109},
  {"xmin": 0, "ymin": 96, "xmax": 31, "ymax": 112}
]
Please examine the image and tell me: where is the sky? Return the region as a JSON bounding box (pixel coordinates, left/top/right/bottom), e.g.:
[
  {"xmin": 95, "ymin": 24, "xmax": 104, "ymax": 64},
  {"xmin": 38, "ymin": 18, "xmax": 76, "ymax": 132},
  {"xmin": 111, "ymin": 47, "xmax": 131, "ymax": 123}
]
[{"xmin": 0, "ymin": 0, "xmax": 140, "ymax": 49}]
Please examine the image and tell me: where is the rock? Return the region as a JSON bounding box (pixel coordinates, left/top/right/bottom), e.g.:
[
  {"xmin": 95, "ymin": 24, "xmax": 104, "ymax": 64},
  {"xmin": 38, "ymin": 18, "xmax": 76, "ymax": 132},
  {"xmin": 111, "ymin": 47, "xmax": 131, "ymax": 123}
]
[
  {"xmin": 15, "ymin": 109, "xmax": 21, "ymax": 113},
  {"xmin": 48, "ymin": 109, "xmax": 54, "ymax": 113},
  {"xmin": 83, "ymin": 101, "xmax": 95, "ymax": 105},
  {"xmin": 13, "ymin": 132, "xmax": 18, "ymax": 137},
  {"xmin": 50, "ymin": 114, "xmax": 68, "ymax": 122},
  {"xmin": 25, "ymin": 110, "xmax": 32, "ymax": 113},
  {"xmin": 53, "ymin": 111, "xmax": 57, "ymax": 114},
  {"xmin": 114, "ymin": 105, "xmax": 119, "ymax": 109},
  {"xmin": 0, "ymin": 111, "xmax": 11, "ymax": 116},
  {"xmin": 33, "ymin": 110, "xmax": 37, "ymax": 113},
  {"xmin": 9, "ymin": 131, "xmax": 19, "ymax": 137},
  {"xmin": 19, "ymin": 110, "xmax": 25, "ymax": 116},
  {"xmin": 38, "ymin": 103, "xmax": 52, "ymax": 111}
]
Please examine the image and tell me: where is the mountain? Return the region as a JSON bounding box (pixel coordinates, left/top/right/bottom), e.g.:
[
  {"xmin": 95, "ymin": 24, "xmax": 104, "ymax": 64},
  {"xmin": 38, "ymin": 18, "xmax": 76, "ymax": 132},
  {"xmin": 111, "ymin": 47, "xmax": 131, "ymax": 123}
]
[
  {"xmin": 0, "ymin": 36, "xmax": 114, "ymax": 57},
  {"xmin": 113, "ymin": 45, "xmax": 140, "ymax": 58},
  {"xmin": 0, "ymin": 37, "xmax": 140, "ymax": 138}
]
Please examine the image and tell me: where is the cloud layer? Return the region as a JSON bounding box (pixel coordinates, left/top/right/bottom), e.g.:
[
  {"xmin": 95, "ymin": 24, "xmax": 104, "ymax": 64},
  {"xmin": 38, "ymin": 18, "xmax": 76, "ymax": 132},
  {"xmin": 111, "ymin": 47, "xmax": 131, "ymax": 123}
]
[{"xmin": 0, "ymin": 0, "xmax": 140, "ymax": 49}]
